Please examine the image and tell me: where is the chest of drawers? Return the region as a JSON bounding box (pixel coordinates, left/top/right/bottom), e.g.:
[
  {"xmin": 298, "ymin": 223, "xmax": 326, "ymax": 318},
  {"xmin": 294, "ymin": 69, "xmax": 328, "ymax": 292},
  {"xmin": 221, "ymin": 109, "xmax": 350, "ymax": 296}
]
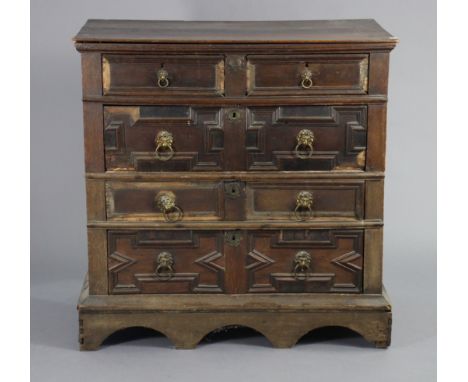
[{"xmin": 74, "ymin": 19, "xmax": 397, "ymax": 350}]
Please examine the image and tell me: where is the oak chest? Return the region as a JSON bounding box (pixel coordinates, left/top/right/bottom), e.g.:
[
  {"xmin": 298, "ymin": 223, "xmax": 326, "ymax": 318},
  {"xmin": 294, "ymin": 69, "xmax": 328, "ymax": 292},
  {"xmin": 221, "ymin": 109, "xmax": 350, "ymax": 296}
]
[{"xmin": 74, "ymin": 19, "xmax": 397, "ymax": 349}]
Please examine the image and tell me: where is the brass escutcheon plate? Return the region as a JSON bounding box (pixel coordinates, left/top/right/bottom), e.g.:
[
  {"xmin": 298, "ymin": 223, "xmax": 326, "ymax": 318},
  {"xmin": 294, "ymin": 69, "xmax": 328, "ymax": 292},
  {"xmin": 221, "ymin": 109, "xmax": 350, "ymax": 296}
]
[{"xmin": 224, "ymin": 231, "xmax": 242, "ymax": 247}]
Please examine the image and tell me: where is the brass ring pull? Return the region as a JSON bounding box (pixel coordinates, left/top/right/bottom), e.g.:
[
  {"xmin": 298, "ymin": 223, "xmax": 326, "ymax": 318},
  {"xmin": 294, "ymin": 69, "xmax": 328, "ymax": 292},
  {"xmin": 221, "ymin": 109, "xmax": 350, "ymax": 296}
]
[
  {"xmin": 294, "ymin": 191, "xmax": 313, "ymax": 221},
  {"xmin": 155, "ymin": 191, "xmax": 184, "ymax": 223},
  {"xmin": 156, "ymin": 251, "xmax": 174, "ymax": 279},
  {"xmin": 301, "ymin": 69, "xmax": 313, "ymax": 89},
  {"xmin": 157, "ymin": 68, "xmax": 170, "ymax": 88},
  {"xmin": 155, "ymin": 130, "xmax": 174, "ymax": 161},
  {"xmin": 294, "ymin": 129, "xmax": 314, "ymax": 159},
  {"xmin": 293, "ymin": 251, "xmax": 311, "ymax": 280}
]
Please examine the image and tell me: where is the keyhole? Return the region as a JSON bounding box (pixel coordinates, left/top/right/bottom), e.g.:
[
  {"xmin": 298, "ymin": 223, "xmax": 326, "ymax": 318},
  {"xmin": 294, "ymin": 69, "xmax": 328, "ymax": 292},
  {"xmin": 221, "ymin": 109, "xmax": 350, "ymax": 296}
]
[
  {"xmin": 228, "ymin": 110, "xmax": 241, "ymax": 120},
  {"xmin": 231, "ymin": 234, "xmax": 236, "ymax": 241},
  {"xmin": 231, "ymin": 186, "xmax": 237, "ymax": 195}
]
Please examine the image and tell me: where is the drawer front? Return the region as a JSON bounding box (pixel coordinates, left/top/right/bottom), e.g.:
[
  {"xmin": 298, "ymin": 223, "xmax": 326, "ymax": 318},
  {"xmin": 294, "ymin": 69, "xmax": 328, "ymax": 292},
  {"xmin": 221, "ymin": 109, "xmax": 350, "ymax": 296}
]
[
  {"xmin": 246, "ymin": 181, "xmax": 364, "ymax": 221},
  {"xmin": 246, "ymin": 105, "xmax": 367, "ymax": 171},
  {"xmin": 104, "ymin": 106, "xmax": 224, "ymax": 171},
  {"xmin": 106, "ymin": 181, "xmax": 224, "ymax": 221},
  {"xmin": 245, "ymin": 229, "xmax": 363, "ymax": 293},
  {"xmin": 108, "ymin": 230, "xmax": 225, "ymax": 294},
  {"xmin": 102, "ymin": 55, "xmax": 224, "ymax": 96},
  {"xmin": 246, "ymin": 54, "xmax": 368, "ymax": 96}
]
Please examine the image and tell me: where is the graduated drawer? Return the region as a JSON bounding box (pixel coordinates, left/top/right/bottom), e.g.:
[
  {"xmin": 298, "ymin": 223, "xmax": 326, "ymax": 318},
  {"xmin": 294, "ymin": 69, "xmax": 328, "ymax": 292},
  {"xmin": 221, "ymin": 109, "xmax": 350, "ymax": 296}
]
[
  {"xmin": 246, "ymin": 54, "xmax": 368, "ymax": 96},
  {"xmin": 106, "ymin": 229, "xmax": 363, "ymax": 295},
  {"xmin": 106, "ymin": 181, "xmax": 224, "ymax": 222},
  {"xmin": 104, "ymin": 105, "xmax": 368, "ymax": 172},
  {"xmin": 103, "ymin": 178, "xmax": 376, "ymax": 223},
  {"xmin": 244, "ymin": 229, "xmax": 364, "ymax": 293},
  {"xmin": 102, "ymin": 54, "xmax": 224, "ymax": 96},
  {"xmin": 246, "ymin": 180, "xmax": 364, "ymax": 221},
  {"xmin": 107, "ymin": 230, "xmax": 226, "ymax": 294}
]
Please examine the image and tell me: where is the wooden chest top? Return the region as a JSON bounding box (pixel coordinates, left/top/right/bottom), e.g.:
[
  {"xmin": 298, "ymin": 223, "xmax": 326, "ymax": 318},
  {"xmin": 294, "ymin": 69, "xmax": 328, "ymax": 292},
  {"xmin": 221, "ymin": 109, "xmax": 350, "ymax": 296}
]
[{"xmin": 74, "ymin": 19, "xmax": 397, "ymax": 45}]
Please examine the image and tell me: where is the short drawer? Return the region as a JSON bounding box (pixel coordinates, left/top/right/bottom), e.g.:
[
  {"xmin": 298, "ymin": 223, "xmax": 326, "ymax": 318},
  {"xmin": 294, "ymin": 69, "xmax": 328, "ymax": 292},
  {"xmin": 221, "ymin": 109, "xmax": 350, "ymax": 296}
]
[
  {"xmin": 102, "ymin": 54, "xmax": 224, "ymax": 96},
  {"xmin": 246, "ymin": 105, "xmax": 367, "ymax": 171},
  {"xmin": 246, "ymin": 54, "xmax": 368, "ymax": 96},
  {"xmin": 108, "ymin": 230, "xmax": 225, "ymax": 294},
  {"xmin": 245, "ymin": 229, "xmax": 363, "ymax": 293},
  {"xmin": 106, "ymin": 181, "xmax": 224, "ymax": 222},
  {"xmin": 246, "ymin": 180, "xmax": 364, "ymax": 221}
]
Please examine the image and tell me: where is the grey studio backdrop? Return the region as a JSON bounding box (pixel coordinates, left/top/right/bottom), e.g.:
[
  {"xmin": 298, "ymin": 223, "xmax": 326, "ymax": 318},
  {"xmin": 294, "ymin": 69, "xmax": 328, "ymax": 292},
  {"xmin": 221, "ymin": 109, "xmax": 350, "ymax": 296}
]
[{"xmin": 31, "ymin": 1, "xmax": 436, "ymax": 381}]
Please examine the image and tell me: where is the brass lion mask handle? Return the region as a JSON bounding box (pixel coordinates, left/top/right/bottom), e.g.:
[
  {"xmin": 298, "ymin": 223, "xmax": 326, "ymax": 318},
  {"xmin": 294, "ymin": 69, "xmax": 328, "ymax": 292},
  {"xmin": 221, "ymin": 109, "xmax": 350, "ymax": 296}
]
[
  {"xmin": 300, "ymin": 68, "xmax": 313, "ymax": 89},
  {"xmin": 294, "ymin": 129, "xmax": 314, "ymax": 159},
  {"xmin": 157, "ymin": 68, "xmax": 170, "ymax": 88},
  {"xmin": 155, "ymin": 130, "xmax": 174, "ymax": 161},
  {"xmin": 294, "ymin": 191, "xmax": 313, "ymax": 221},
  {"xmin": 156, "ymin": 251, "xmax": 175, "ymax": 279},
  {"xmin": 293, "ymin": 250, "xmax": 312, "ymax": 280},
  {"xmin": 155, "ymin": 191, "xmax": 183, "ymax": 223}
]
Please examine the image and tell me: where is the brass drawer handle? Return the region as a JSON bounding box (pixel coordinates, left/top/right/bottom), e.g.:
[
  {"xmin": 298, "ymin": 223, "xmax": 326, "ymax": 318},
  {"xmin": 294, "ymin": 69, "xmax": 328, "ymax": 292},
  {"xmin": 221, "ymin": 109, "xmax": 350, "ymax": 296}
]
[
  {"xmin": 155, "ymin": 191, "xmax": 183, "ymax": 222},
  {"xmin": 294, "ymin": 129, "xmax": 314, "ymax": 159},
  {"xmin": 157, "ymin": 68, "xmax": 170, "ymax": 88},
  {"xmin": 155, "ymin": 130, "xmax": 174, "ymax": 161},
  {"xmin": 156, "ymin": 251, "xmax": 174, "ymax": 279},
  {"xmin": 293, "ymin": 250, "xmax": 311, "ymax": 279},
  {"xmin": 300, "ymin": 68, "xmax": 313, "ymax": 89},
  {"xmin": 294, "ymin": 191, "xmax": 313, "ymax": 221}
]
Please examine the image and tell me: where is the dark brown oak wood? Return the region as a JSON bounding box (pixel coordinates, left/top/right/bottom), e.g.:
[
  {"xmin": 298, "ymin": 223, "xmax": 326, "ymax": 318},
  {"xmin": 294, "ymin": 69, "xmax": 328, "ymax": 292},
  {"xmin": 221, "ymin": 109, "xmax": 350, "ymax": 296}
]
[
  {"xmin": 75, "ymin": 19, "xmax": 397, "ymax": 349},
  {"xmin": 87, "ymin": 170, "xmax": 385, "ymax": 181},
  {"xmin": 87, "ymin": 229, "xmax": 108, "ymax": 295},
  {"xmin": 74, "ymin": 19, "xmax": 397, "ymax": 44},
  {"xmin": 78, "ymin": 276, "xmax": 392, "ymax": 349},
  {"xmin": 86, "ymin": 220, "xmax": 383, "ymax": 230}
]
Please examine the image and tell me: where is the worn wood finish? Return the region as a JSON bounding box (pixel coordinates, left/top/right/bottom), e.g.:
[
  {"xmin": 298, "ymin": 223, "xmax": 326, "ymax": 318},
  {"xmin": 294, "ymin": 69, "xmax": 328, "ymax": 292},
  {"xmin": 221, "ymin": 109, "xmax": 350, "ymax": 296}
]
[
  {"xmin": 78, "ymin": 277, "xmax": 392, "ymax": 349},
  {"xmin": 107, "ymin": 230, "xmax": 225, "ymax": 294},
  {"xmin": 103, "ymin": 178, "xmax": 380, "ymax": 223},
  {"xmin": 103, "ymin": 54, "xmax": 224, "ymax": 96},
  {"xmin": 86, "ymin": 179, "xmax": 106, "ymax": 221},
  {"xmin": 244, "ymin": 229, "xmax": 364, "ymax": 293},
  {"xmin": 75, "ymin": 19, "xmax": 396, "ymax": 349},
  {"xmin": 105, "ymin": 181, "xmax": 225, "ymax": 221},
  {"xmin": 245, "ymin": 105, "xmax": 367, "ymax": 171},
  {"xmin": 83, "ymin": 102, "xmax": 104, "ymax": 172},
  {"xmin": 246, "ymin": 54, "xmax": 368, "ymax": 96},
  {"xmin": 366, "ymin": 103, "xmax": 388, "ymax": 171},
  {"xmin": 74, "ymin": 19, "xmax": 397, "ymax": 44},
  {"xmin": 245, "ymin": 180, "xmax": 365, "ymax": 221},
  {"xmin": 104, "ymin": 106, "xmax": 224, "ymax": 171},
  {"xmin": 87, "ymin": 229, "xmax": 108, "ymax": 294},
  {"xmin": 87, "ymin": 220, "xmax": 382, "ymax": 230},
  {"xmin": 365, "ymin": 179, "xmax": 385, "ymax": 220},
  {"xmin": 104, "ymin": 228, "xmax": 366, "ymax": 295},
  {"xmin": 87, "ymin": 170, "xmax": 385, "ymax": 181},
  {"xmin": 363, "ymin": 228, "xmax": 384, "ymax": 294},
  {"xmin": 80, "ymin": 53, "xmax": 102, "ymax": 97}
]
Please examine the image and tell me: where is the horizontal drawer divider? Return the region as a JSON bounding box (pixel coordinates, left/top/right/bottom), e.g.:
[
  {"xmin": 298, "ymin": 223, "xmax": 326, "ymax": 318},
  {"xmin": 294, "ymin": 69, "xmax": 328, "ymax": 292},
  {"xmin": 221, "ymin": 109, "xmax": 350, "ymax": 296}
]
[
  {"xmin": 87, "ymin": 171, "xmax": 385, "ymax": 181},
  {"xmin": 87, "ymin": 220, "xmax": 383, "ymax": 229},
  {"xmin": 82, "ymin": 95, "xmax": 388, "ymax": 105}
]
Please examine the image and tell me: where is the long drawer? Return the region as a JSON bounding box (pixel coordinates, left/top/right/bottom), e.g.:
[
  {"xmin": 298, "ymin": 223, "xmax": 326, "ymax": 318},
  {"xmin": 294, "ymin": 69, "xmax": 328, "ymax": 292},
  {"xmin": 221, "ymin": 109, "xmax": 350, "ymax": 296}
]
[
  {"xmin": 103, "ymin": 105, "xmax": 368, "ymax": 172},
  {"xmin": 100, "ymin": 53, "xmax": 369, "ymax": 97},
  {"xmin": 107, "ymin": 229, "xmax": 364, "ymax": 295},
  {"xmin": 104, "ymin": 179, "xmax": 369, "ymax": 223}
]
